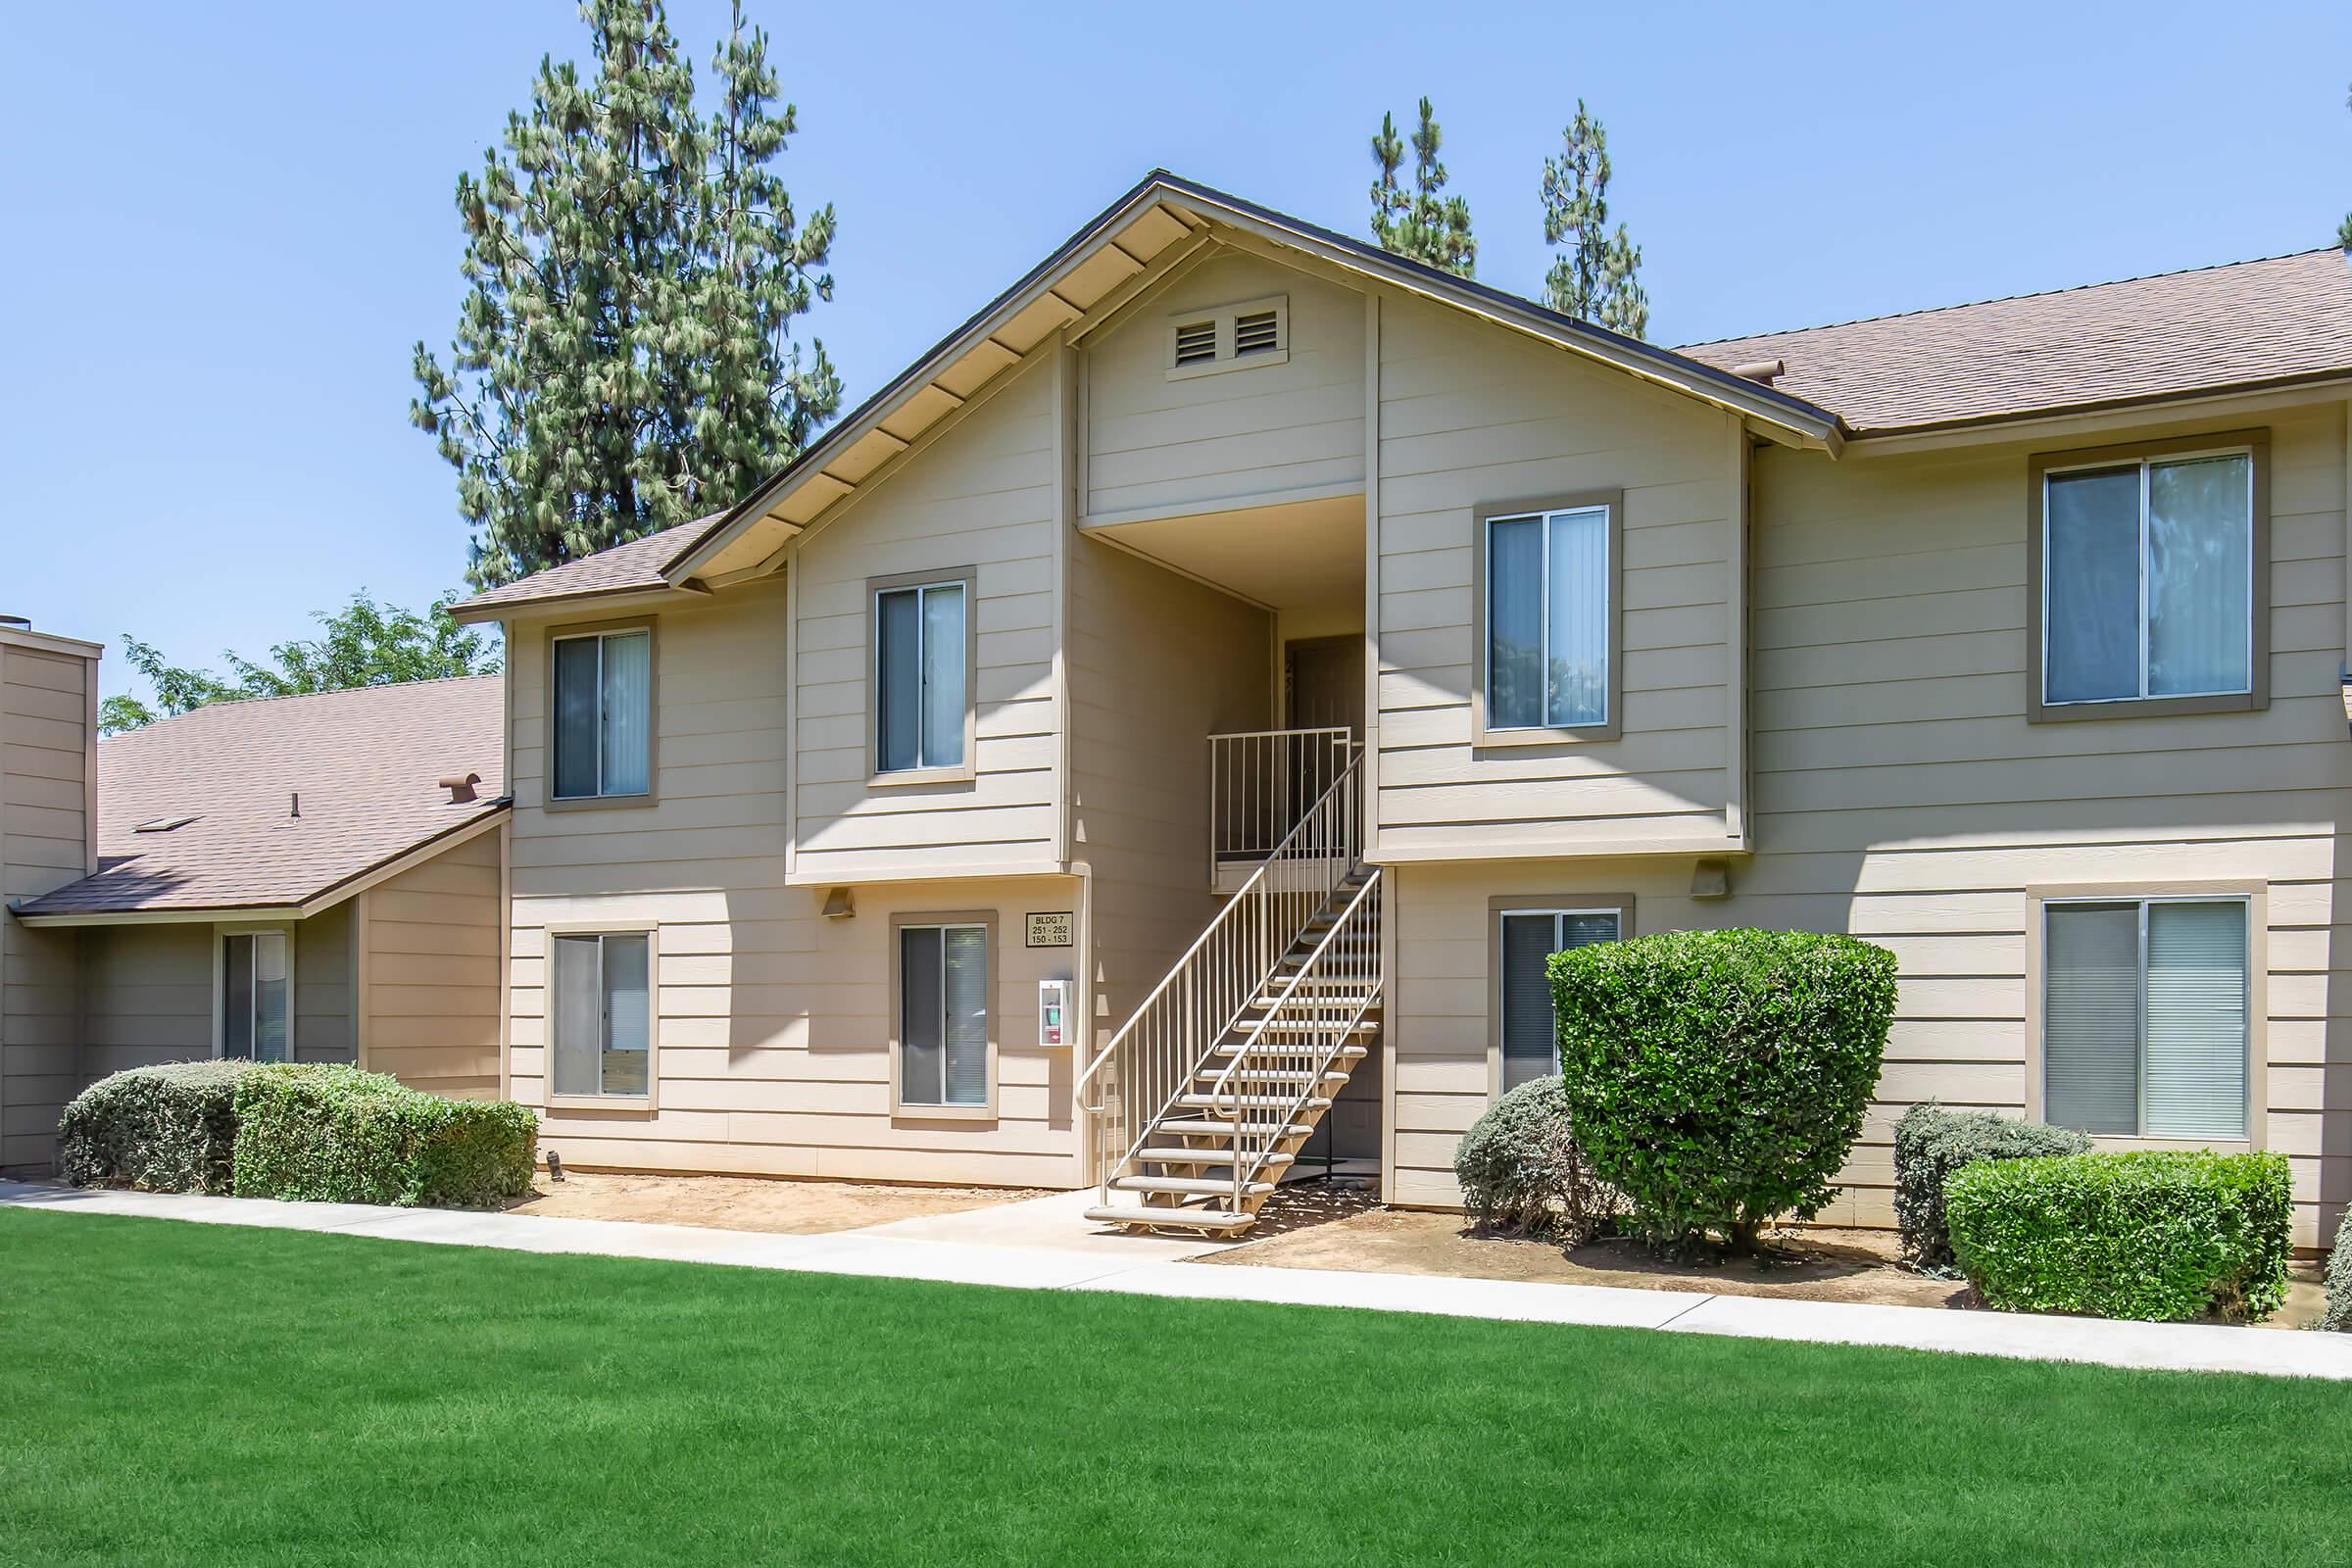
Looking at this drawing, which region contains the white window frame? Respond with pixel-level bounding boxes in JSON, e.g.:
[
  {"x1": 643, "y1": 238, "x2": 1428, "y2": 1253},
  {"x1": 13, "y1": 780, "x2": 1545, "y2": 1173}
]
[
  {"x1": 549, "y1": 624, "x2": 655, "y2": 803},
  {"x1": 1492, "y1": 903, "x2": 1624, "y2": 1094},
  {"x1": 869, "y1": 570, "x2": 975, "y2": 782},
  {"x1": 214, "y1": 925, "x2": 295, "y2": 1063},
  {"x1": 2038, "y1": 893, "x2": 2253, "y2": 1141},
  {"x1": 891, "y1": 915, "x2": 995, "y2": 1117},
  {"x1": 2037, "y1": 443, "x2": 2256, "y2": 709},
  {"x1": 545, "y1": 926, "x2": 658, "y2": 1109},
  {"x1": 1164, "y1": 294, "x2": 1289, "y2": 380}
]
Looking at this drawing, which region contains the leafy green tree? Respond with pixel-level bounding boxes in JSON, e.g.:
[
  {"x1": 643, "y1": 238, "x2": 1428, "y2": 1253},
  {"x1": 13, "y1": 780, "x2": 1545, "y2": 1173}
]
[
  {"x1": 98, "y1": 594, "x2": 502, "y2": 735},
  {"x1": 412, "y1": 0, "x2": 840, "y2": 589},
  {"x1": 1369, "y1": 97, "x2": 1477, "y2": 276},
  {"x1": 1541, "y1": 102, "x2": 1648, "y2": 338}
]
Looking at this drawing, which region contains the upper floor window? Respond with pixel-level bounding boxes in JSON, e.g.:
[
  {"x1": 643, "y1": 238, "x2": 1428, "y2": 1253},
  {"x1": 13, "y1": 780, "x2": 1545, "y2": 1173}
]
[
  {"x1": 2032, "y1": 432, "x2": 2269, "y2": 719},
  {"x1": 1165, "y1": 295, "x2": 1289, "y2": 379},
  {"x1": 1479, "y1": 493, "x2": 1621, "y2": 740},
  {"x1": 873, "y1": 570, "x2": 972, "y2": 778},
  {"x1": 2043, "y1": 897, "x2": 2249, "y2": 1140},
  {"x1": 552, "y1": 626, "x2": 653, "y2": 800}
]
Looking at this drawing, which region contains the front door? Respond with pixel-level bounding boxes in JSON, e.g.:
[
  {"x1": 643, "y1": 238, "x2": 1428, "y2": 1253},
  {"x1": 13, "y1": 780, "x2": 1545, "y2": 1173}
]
[{"x1": 1285, "y1": 635, "x2": 1363, "y2": 736}]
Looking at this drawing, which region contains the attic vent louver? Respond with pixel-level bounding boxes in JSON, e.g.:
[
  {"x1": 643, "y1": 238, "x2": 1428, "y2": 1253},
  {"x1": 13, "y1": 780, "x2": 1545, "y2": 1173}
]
[
  {"x1": 1165, "y1": 295, "x2": 1289, "y2": 380},
  {"x1": 133, "y1": 814, "x2": 196, "y2": 834},
  {"x1": 1172, "y1": 318, "x2": 1218, "y2": 366}
]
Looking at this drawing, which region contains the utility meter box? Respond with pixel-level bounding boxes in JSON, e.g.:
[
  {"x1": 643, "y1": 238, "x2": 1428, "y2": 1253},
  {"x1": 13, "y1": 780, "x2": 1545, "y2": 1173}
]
[{"x1": 1037, "y1": 979, "x2": 1073, "y2": 1049}]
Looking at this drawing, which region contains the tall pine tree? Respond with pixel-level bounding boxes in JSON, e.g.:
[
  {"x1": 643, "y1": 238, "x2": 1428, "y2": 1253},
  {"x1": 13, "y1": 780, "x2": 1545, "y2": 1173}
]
[
  {"x1": 412, "y1": 0, "x2": 840, "y2": 589},
  {"x1": 1540, "y1": 102, "x2": 1648, "y2": 339},
  {"x1": 1370, "y1": 97, "x2": 1477, "y2": 276}
]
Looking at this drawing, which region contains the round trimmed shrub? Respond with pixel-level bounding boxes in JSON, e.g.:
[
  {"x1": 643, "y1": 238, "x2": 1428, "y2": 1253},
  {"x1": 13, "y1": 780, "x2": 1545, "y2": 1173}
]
[
  {"x1": 1452, "y1": 1075, "x2": 1611, "y2": 1244},
  {"x1": 1550, "y1": 928, "x2": 1896, "y2": 1252},
  {"x1": 1946, "y1": 1150, "x2": 2291, "y2": 1322}
]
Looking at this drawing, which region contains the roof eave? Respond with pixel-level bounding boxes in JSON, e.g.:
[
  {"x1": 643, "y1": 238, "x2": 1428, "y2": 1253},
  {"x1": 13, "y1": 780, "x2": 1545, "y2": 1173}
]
[
  {"x1": 1155, "y1": 178, "x2": 1845, "y2": 449},
  {"x1": 1842, "y1": 368, "x2": 2352, "y2": 453},
  {"x1": 663, "y1": 172, "x2": 1849, "y2": 583},
  {"x1": 445, "y1": 579, "x2": 714, "y2": 626},
  {"x1": 662, "y1": 171, "x2": 1189, "y2": 585}
]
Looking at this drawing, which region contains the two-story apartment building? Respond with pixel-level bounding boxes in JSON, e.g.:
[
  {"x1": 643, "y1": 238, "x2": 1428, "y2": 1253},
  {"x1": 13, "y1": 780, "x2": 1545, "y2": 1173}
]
[{"x1": 230, "y1": 172, "x2": 2352, "y2": 1247}]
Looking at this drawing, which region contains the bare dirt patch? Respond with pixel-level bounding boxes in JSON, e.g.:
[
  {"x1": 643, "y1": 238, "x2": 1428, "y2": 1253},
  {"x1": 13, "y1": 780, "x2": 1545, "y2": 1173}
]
[
  {"x1": 508, "y1": 1171, "x2": 1049, "y2": 1236},
  {"x1": 1200, "y1": 1205, "x2": 2333, "y2": 1326}
]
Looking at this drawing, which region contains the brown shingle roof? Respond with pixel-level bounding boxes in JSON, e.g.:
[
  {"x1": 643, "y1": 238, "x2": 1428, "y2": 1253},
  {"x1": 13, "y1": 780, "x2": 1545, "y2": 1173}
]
[
  {"x1": 17, "y1": 676, "x2": 506, "y2": 917},
  {"x1": 451, "y1": 514, "x2": 726, "y2": 616},
  {"x1": 1680, "y1": 248, "x2": 2352, "y2": 435}
]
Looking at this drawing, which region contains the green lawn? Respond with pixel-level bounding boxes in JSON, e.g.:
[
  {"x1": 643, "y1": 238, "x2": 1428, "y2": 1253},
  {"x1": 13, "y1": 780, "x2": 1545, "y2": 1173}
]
[{"x1": 1, "y1": 1210, "x2": 2345, "y2": 1566}]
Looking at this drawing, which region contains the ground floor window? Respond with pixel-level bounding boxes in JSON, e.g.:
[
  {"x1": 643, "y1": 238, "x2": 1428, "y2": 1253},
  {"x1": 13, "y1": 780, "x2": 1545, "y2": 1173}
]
[
  {"x1": 220, "y1": 931, "x2": 290, "y2": 1062},
  {"x1": 552, "y1": 932, "x2": 653, "y2": 1099},
  {"x1": 1498, "y1": 907, "x2": 1621, "y2": 1092},
  {"x1": 899, "y1": 922, "x2": 989, "y2": 1108},
  {"x1": 2043, "y1": 898, "x2": 2249, "y2": 1139}
]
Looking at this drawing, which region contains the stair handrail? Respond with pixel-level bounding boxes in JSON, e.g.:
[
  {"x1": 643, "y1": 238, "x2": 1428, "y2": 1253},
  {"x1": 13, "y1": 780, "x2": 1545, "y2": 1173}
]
[
  {"x1": 1076, "y1": 748, "x2": 1363, "y2": 1187},
  {"x1": 1205, "y1": 867, "x2": 1384, "y2": 1210}
]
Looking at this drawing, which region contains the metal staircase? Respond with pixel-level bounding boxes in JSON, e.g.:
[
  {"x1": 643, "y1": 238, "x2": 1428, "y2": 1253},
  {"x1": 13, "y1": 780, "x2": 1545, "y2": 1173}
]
[{"x1": 1076, "y1": 750, "x2": 1382, "y2": 1236}]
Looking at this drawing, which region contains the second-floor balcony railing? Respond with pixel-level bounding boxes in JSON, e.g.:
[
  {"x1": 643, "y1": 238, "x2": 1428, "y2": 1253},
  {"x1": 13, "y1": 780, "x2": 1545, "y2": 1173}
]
[{"x1": 1207, "y1": 727, "x2": 1355, "y2": 874}]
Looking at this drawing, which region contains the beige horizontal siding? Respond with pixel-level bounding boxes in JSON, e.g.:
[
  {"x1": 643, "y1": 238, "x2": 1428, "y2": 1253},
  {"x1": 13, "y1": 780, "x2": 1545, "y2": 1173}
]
[
  {"x1": 1084, "y1": 252, "x2": 1363, "y2": 520},
  {"x1": 1370, "y1": 293, "x2": 1738, "y2": 858},
  {"x1": 76, "y1": 923, "x2": 213, "y2": 1081},
  {"x1": 363, "y1": 824, "x2": 503, "y2": 1099},
  {"x1": 1068, "y1": 524, "x2": 1272, "y2": 1061},
  {"x1": 509, "y1": 874, "x2": 1083, "y2": 1187},
  {"x1": 291, "y1": 900, "x2": 353, "y2": 1065},
  {"x1": 2, "y1": 642, "x2": 92, "y2": 1168},
  {"x1": 75, "y1": 909, "x2": 354, "y2": 1086},
  {"x1": 791, "y1": 359, "x2": 1061, "y2": 882},
  {"x1": 1390, "y1": 402, "x2": 2351, "y2": 1248}
]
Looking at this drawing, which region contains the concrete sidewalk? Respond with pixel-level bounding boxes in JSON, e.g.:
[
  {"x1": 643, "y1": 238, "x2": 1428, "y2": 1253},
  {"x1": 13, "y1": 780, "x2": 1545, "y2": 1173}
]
[{"x1": 6, "y1": 1180, "x2": 2346, "y2": 1382}]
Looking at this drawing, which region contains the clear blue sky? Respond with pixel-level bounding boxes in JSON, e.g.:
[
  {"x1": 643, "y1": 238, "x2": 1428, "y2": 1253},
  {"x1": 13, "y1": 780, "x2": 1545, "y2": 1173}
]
[{"x1": 9, "y1": 0, "x2": 2350, "y2": 706}]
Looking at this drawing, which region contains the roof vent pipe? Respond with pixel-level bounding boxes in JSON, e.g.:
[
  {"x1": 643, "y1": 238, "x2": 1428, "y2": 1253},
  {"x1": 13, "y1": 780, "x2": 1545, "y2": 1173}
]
[
  {"x1": 439, "y1": 771, "x2": 482, "y2": 805},
  {"x1": 1732, "y1": 359, "x2": 1786, "y2": 386}
]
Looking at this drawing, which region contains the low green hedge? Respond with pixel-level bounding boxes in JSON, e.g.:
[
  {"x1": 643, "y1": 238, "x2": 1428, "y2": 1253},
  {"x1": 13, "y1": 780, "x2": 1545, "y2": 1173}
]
[
  {"x1": 1452, "y1": 1075, "x2": 1612, "y2": 1244},
  {"x1": 231, "y1": 1064, "x2": 537, "y2": 1208},
  {"x1": 1891, "y1": 1103, "x2": 2089, "y2": 1273},
  {"x1": 1946, "y1": 1150, "x2": 2291, "y2": 1322},
  {"x1": 57, "y1": 1060, "x2": 268, "y2": 1194}
]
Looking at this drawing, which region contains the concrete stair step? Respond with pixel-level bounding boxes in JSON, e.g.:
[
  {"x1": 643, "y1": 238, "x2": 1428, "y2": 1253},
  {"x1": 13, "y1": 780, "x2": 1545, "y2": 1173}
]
[
  {"x1": 1198, "y1": 1068, "x2": 1350, "y2": 1086},
  {"x1": 1176, "y1": 1093, "x2": 1333, "y2": 1110},
  {"x1": 1134, "y1": 1148, "x2": 1293, "y2": 1167},
  {"x1": 1109, "y1": 1175, "x2": 1277, "y2": 1197},
  {"x1": 1154, "y1": 1118, "x2": 1315, "y2": 1139},
  {"x1": 1209, "y1": 1041, "x2": 1366, "y2": 1059},
  {"x1": 1084, "y1": 1204, "x2": 1254, "y2": 1233},
  {"x1": 1219, "y1": 1020, "x2": 1379, "y2": 1039}
]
